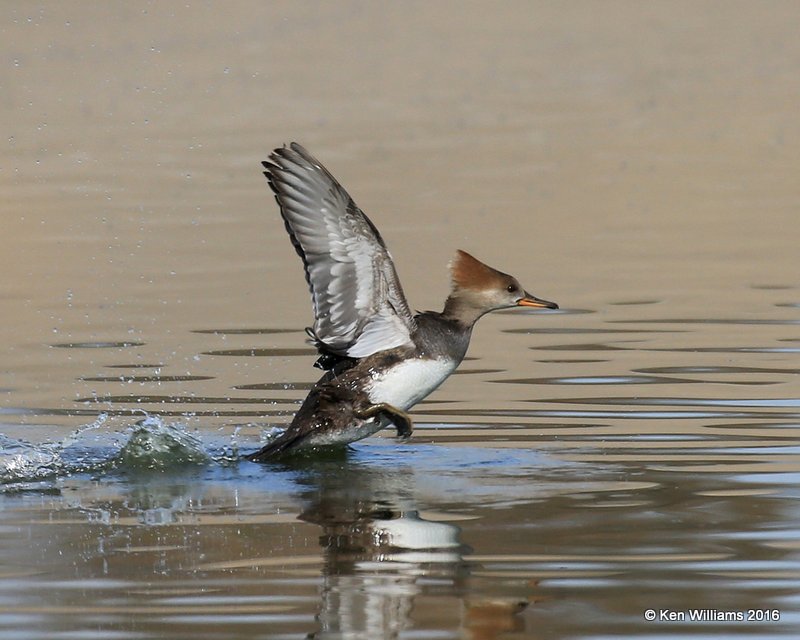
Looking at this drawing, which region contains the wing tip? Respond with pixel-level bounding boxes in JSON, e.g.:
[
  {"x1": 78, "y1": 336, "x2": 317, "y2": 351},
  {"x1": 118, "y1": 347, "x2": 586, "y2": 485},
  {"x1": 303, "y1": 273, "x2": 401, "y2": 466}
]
[
  {"x1": 266, "y1": 141, "x2": 311, "y2": 165},
  {"x1": 261, "y1": 142, "x2": 314, "y2": 189}
]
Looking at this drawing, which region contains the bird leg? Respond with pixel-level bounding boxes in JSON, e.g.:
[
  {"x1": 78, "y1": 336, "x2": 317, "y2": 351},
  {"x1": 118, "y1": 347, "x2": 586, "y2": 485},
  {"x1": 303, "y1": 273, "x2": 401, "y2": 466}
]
[{"x1": 354, "y1": 403, "x2": 414, "y2": 438}]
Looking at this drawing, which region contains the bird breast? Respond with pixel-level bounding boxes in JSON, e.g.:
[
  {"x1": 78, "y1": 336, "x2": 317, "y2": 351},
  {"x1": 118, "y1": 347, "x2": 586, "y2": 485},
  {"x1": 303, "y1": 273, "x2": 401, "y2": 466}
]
[{"x1": 365, "y1": 357, "x2": 458, "y2": 410}]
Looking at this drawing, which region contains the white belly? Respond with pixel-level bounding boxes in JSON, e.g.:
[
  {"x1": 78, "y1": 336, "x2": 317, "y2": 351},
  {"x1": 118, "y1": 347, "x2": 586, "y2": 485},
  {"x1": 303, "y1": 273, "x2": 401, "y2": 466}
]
[{"x1": 366, "y1": 358, "x2": 457, "y2": 410}]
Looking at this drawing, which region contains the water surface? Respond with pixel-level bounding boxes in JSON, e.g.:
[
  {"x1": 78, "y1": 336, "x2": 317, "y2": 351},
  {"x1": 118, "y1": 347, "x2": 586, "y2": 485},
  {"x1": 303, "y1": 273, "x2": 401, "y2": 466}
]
[{"x1": 2, "y1": 3, "x2": 799, "y2": 638}]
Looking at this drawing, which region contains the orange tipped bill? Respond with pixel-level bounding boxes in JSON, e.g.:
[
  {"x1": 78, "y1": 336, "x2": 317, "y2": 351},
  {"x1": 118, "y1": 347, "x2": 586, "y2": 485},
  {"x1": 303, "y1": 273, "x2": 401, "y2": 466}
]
[{"x1": 517, "y1": 292, "x2": 559, "y2": 309}]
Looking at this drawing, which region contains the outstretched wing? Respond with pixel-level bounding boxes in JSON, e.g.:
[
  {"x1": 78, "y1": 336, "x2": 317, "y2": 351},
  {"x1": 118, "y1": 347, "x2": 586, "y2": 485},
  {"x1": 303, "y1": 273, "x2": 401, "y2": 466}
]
[{"x1": 263, "y1": 143, "x2": 416, "y2": 358}]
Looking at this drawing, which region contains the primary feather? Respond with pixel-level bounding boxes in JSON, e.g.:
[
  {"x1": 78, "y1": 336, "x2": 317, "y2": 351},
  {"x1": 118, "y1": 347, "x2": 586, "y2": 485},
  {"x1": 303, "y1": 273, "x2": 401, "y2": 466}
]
[{"x1": 263, "y1": 143, "x2": 416, "y2": 359}]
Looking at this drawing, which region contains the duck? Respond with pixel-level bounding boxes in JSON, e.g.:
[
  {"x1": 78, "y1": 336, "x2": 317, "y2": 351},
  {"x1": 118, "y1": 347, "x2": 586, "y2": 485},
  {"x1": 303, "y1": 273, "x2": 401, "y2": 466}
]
[{"x1": 246, "y1": 143, "x2": 557, "y2": 460}]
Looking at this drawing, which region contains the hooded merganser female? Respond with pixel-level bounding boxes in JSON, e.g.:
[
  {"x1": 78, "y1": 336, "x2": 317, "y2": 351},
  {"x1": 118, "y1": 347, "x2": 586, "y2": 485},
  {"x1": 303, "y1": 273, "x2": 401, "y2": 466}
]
[{"x1": 247, "y1": 143, "x2": 558, "y2": 461}]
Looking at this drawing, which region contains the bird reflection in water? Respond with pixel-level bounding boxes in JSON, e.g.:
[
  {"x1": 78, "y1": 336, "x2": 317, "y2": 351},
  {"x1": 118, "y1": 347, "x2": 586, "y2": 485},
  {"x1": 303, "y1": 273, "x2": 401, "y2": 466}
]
[{"x1": 291, "y1": 458, "x2": 535, "y2": 639}]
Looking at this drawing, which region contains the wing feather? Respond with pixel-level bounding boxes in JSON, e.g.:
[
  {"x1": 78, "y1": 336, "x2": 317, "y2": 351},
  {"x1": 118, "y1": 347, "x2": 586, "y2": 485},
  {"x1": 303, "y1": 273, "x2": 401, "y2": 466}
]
[{"x1": 263, "y1": 143, "x2": 416, "y2": 358}]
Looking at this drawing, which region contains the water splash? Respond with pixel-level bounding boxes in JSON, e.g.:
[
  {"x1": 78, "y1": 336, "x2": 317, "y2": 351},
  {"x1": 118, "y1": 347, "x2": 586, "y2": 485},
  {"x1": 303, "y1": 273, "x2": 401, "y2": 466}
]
[
  {"x1": 0, "y1": 413, "x2": 110, "y2": 485},
  {"x1": 0, "y1": 414, "x2": 214, "y2": 488},
  {"x1": 115, "y1": 416, "x2": 209, "y2": 469},
  {"x1": 0, "y1": 435, "x2": 62, "y2": 484}
]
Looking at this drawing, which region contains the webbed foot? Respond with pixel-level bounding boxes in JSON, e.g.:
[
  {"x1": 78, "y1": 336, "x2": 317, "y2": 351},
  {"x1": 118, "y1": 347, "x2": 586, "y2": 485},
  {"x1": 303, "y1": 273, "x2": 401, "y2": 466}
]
[{"x1": 354, "y1": 403, "x2": 414, "y2": 439}]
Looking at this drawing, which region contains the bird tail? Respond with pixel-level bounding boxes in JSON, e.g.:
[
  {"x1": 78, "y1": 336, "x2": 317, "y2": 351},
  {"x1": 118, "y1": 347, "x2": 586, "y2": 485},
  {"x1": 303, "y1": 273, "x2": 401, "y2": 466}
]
[{"x1": 245, "y1": 430, "x2": 311, "y2": 462}]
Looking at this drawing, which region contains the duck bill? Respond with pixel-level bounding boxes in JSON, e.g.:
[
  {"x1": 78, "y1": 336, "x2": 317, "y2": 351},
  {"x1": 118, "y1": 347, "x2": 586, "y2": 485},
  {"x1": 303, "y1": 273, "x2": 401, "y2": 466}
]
[{"x1": 517, "y1": 292, "x2": 559, "y2": 310}]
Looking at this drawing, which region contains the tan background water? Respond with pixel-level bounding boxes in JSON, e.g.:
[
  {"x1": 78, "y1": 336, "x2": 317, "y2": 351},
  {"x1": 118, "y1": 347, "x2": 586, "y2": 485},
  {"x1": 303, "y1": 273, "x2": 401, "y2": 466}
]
[{"x1": 1, "y1": 2, "x2": 799, "y2": 638}]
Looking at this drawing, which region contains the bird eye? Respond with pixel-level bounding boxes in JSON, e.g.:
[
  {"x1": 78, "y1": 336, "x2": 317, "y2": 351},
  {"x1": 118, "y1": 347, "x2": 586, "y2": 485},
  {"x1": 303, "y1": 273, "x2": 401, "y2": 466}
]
[{"x1": 507, "y1": 284, "x2": 516, "y2": 293}]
